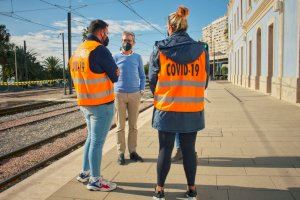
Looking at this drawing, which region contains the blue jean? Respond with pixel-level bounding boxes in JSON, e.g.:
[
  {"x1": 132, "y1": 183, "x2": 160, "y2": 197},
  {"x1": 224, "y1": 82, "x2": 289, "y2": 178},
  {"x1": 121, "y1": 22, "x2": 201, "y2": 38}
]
[
  {"x1": 80, "y1": 103, "x2": 114, "y2": 178},
  {"x1": 175, "y1": 133, "x2": 180, "y2": 149}
]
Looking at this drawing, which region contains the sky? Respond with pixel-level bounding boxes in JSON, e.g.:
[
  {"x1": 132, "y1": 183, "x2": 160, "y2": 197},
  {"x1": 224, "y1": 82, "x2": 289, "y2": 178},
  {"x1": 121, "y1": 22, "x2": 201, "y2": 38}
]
[{"x1": 0, "y1": 0, "x2": 228, "y2": 65}]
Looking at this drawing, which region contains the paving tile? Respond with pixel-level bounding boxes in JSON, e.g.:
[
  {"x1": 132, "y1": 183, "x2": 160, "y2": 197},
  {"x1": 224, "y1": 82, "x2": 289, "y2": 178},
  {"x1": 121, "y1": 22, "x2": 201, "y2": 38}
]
[
  {"x1": 245, "y1": 167, "x2": 298, "y2": 176},
  {"x1": 217, "y1": 175, "x2": 276, "y2": 190},
  {"x1": 228, "y1": 189, "x2": 294, "y2": 200},
  {"x1": 270, "y1": 177, "x2": 300, "y2": 190},
  {"x1": 49, "y1": 180, "x2": 109, "y2": 200},
  {"x1": 3, "y1": 82, "x2": 300, "y2": 200}
]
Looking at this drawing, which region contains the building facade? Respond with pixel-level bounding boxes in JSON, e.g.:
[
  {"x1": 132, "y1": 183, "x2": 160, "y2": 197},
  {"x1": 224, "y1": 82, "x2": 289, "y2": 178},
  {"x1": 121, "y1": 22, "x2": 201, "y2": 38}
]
[
  {"x1": 202, "y1": 16, "x2": 229, "y2": 61},
  {"x1": 227, "y1": 0, "x2": 300, "y2": 103}
]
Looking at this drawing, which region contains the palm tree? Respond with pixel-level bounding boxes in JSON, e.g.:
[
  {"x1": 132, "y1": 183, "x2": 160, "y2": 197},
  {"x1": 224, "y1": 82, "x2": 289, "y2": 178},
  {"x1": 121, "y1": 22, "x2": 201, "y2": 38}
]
[
  {"x1": 43, "y1": 56, "x2": 63, "y2": 79},
  {"x1": 82, "y1": 27, "x2": 89, "y2": 41},
  {"x1": 0, "y1": 25, "x2": 11, "y2": 81}
]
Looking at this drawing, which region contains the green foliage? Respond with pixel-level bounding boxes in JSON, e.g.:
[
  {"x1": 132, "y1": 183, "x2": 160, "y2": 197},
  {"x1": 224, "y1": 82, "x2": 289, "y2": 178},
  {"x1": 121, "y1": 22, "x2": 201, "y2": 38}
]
[
  {"x1": 203, "y1": 42, "x2": 209, "y2": 52},
  {"x1": 221, "y1": 65, "x2": 228, "y2": 75},
  {"x1": 144, "y1": 62, "x2": 149, "y2": 76},
  {"x1": 42, "y1": 56, "x2": 63, "y2": 79},
  {"x1": 82, "y1": 27, "x2": 89, "y2": 41},
  {"x1": 0, "y1": 25, "x2": 11, "y2": 81},
  {"x1": 0, "y1": 24, "x2": 55, "y2": 82}
]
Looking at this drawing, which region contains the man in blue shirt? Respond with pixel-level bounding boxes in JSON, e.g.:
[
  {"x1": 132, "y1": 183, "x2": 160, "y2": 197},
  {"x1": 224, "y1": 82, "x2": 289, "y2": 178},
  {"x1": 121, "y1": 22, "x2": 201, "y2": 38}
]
[{"x1": 113, "y1": 31, "x2": 146, "y2": 165}]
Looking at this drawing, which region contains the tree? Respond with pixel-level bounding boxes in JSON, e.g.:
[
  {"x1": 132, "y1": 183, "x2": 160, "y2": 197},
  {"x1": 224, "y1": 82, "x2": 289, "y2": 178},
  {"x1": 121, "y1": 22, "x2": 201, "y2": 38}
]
[
  {"x1": 0, "y1": 25, "x2": 11, "y2": 81},
  {"x1": 5, "y1": 44, "x2": 46, "y2": 81},
  {"x1": 221, "y1": 65, "x2": 228, "y2": 75},
  {"x1": 24, "y1": 49, "x2": 47, "y2": 80},
  {"x1": 144, "y1": 62, "x2": 149, "y2": 76},
  {"x1": 43, "y1": 56, "x2": 63, "y2": 79},
  {"x1": 82, "y1": 27, "x2": 89, "y2": 41},
  {"x1": 1, "y1": 24, "x2": 63, "y2": 82},
  {"x1": 0, "y1": 64, "x2": 2, "y2": 81}
]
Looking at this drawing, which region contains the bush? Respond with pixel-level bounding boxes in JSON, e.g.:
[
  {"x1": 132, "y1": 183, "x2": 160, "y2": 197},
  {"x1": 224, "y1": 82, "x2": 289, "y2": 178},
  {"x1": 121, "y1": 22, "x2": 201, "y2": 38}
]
[{"x1": 221, "y1": 66, "x2": 228, "y2": 75}]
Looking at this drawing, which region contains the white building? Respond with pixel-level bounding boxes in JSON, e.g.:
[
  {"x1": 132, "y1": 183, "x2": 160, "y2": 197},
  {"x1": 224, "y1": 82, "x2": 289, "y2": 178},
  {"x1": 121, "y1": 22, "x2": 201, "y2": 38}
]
[
  {"x1": 202, "y1": 16, "x2": 229, "y2": 61},
  {"x1": 227, "y1": 0, "x2": 300, "y2": 104}
]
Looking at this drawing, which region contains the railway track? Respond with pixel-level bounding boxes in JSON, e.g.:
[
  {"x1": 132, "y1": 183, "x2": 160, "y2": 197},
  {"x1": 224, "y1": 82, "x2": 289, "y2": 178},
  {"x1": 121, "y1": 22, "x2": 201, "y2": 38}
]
[
  {"x1": 0, "y1": 104, "x2": 79, "y2": 132},
  {"x1": 0, "y1": 101, "x2": 66, "y2": 117},
  {"x1": 0, "y1": 102, "x2": 153, "y2": 192}
]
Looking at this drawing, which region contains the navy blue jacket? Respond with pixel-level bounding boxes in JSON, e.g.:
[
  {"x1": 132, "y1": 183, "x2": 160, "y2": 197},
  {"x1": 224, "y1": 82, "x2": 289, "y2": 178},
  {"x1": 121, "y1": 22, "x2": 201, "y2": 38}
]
[
  {"x1": 149, "y1": 31, "x2": 209, "y2": 133},
  {"x1": 86, "y1": 34, "x2": 119, "y2": 83}
]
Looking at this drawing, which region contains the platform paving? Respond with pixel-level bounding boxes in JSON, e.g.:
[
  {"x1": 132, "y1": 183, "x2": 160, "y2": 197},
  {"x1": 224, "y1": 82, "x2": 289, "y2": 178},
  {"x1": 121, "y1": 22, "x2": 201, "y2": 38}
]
[{"x1": 1, "y1": 81, "x2": 300, "y2": 200}]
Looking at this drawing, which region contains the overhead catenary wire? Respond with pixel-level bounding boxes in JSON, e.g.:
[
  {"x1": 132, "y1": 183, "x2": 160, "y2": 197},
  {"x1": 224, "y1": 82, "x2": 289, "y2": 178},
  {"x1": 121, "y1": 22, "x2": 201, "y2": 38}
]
[
  {"x1": 117, "y1": 0, "x2": 164, "y2": 36},
  {"x1": 39, "y1": 0, "x2": 69, "y2": 12},
  {"x1": 4, "y1": 0, "x2": 154, "y2": 61},
  {"x1": 9, "y1": 7, "x2": 58, "y2": 13},
  {"x1": 37, "y1": 0, "x2": 159, "y2": 46},
  {"x1": 10, "y1": 0, "x2": 14, "y2": 13},
  {"x1": 0, "y1": 0, "x2": 61, "y2": 30},
  {"x1": 128, "y1": 0, "x2": 144, "y2": 5},
  {"x1": 0, "y1": 12, "x2": 60, "y2": 30}
]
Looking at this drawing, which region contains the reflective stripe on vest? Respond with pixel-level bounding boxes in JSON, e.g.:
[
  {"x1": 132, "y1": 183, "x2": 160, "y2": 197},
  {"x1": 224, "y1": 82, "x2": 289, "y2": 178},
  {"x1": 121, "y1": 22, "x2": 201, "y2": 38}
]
[
  {"x1": 77, "y1": 89, "x2": 114, "y2": 99},
  {"x1": 72, "y1": 76, "x2": 108, "y2": 85},
  {"x1": 154, "y1": 51, "x2": 207, "y2": 112},
  {"x1": 69, "y1": 40, "x2": 115, "y2": 106},
  {"x1": 157, "y1": 80, "x2": 206, "y2": 87},
  {"x1": 154, "y1": 95, "x2": 204, "y2": 103}
]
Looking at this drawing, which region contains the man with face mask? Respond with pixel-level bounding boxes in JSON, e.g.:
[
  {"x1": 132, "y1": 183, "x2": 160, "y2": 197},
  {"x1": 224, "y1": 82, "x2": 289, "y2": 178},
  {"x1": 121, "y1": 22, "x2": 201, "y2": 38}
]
[
  {"x1": 70, "y1": 19, "x2": 119, "y2": 191},
  {"x1": 113, "y1": 31, "x2": 146, "y2": 165}
]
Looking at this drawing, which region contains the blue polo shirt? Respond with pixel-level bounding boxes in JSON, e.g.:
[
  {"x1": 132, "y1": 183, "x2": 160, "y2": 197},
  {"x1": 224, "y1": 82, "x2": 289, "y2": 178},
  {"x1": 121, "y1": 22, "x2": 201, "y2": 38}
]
[{"x1": 113, "y1": 52, "x2": 146, "y2": 93}]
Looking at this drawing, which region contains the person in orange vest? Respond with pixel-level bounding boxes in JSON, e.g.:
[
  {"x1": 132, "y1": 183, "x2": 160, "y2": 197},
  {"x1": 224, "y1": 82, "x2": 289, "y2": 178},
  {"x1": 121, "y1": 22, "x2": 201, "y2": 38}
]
[
  {"x1": 149, "y1": 6, "x2": 209, "y2": 200},
  {"x1": 69, "y1": 19, "x2": 119, "y2": 192}
]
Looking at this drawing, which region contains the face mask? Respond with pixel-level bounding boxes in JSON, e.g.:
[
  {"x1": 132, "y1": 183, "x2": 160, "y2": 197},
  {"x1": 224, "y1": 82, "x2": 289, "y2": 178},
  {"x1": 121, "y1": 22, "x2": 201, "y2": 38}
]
[
  {"x1": 103, "y1": 37, "x2": 109, "y2": 46},
  {"x1": 122, "y1": 42, "x2": 132, "y2": 51}
]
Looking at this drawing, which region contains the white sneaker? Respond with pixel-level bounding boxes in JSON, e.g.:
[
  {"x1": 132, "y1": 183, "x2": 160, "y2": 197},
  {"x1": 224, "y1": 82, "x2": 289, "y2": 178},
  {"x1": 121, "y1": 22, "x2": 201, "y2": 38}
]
[
  {"x1": 76, "y1": 171, "x2": 90, "y2": 183},
  {"x1": 87, "y1": 176, "x2": 117, "y2": 191}
]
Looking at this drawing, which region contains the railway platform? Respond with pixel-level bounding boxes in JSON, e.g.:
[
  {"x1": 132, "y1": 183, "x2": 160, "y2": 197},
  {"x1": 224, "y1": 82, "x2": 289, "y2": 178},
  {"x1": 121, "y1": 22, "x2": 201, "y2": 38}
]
[{"x1": 1, "y1": 81, "x2": 300, "y2": 200}]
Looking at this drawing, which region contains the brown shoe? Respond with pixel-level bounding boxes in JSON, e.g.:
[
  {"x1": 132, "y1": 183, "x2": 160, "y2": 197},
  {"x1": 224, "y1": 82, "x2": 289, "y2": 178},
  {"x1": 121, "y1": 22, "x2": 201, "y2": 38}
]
[{"x1": 172, "y1": 148, "x2": 183, "y2": 162}]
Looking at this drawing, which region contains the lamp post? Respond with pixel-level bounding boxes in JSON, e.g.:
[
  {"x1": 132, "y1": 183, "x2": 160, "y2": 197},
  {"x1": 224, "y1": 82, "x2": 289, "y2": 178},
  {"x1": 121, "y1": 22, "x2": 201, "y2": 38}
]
[
  {"x1": 14, "y1": 46, "x2": 18, "y2": 82},
  {"x1": 60, "y1": 33, "x2": 67, "y2": 95}
]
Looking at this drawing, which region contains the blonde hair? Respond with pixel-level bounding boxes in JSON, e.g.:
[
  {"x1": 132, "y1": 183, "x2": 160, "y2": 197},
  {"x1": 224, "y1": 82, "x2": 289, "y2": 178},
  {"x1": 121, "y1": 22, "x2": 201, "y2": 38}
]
[{"x1": 168, "y1": 5, "x2": 189, "y2": 32}]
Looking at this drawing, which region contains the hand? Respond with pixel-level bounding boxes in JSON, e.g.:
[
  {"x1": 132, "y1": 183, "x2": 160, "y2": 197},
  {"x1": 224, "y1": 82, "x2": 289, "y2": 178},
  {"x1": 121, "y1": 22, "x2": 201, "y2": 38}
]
[{"x1": 116, "y1": 68, "x2": 120, "y2": 76}]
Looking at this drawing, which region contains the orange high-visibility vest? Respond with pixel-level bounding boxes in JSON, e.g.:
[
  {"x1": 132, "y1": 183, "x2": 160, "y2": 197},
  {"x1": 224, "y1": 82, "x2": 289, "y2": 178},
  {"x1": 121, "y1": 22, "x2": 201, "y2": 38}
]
[
  {"x1": 154, "y1": 51, "x2": 207, "y2": 112},
  {"x1": 69, "y1": 40, "x2": 114, "y2": 106}
]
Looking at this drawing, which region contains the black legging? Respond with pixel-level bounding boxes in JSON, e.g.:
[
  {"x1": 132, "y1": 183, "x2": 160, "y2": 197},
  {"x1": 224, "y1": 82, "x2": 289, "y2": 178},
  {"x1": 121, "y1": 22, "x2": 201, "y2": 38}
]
[{"x1": 157, "y1": 131, "x2": 197, "y2": 187}]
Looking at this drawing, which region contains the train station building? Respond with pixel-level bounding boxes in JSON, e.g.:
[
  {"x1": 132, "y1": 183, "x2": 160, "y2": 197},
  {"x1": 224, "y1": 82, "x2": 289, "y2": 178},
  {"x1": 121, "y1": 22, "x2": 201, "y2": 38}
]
[{"x1": 227, "y1": 0, "x2": 300, "y2": 104}]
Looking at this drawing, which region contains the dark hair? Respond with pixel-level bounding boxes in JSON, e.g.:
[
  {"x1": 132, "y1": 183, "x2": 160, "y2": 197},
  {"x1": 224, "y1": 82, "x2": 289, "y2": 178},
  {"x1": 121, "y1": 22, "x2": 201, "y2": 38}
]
[{"x1": 88, "y1": 19, "x2": 108, "y2": 34}]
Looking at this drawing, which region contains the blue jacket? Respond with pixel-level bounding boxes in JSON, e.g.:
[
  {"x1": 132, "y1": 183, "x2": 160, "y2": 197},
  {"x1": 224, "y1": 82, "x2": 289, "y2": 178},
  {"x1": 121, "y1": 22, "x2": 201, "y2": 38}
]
[{"x1": 149, "y1": 31, "x2": 209, "y2": 133}]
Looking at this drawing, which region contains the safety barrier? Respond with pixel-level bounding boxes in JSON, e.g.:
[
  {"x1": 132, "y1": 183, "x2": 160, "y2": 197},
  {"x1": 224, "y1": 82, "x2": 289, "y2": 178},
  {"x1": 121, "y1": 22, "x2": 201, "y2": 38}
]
[{"x1": 0, "y1": 79, "x2": 64, "y2": 86}]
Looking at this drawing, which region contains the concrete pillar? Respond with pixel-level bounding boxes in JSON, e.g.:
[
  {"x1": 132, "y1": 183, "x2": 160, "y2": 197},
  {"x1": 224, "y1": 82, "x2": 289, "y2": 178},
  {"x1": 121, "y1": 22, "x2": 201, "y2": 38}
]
[{"x1": 278, "y1": 0, "x2": 284, "y2": 99}]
